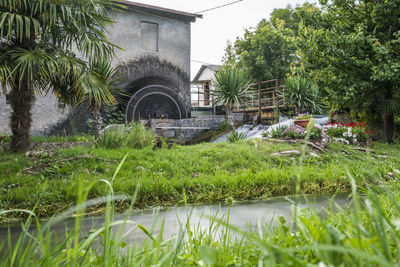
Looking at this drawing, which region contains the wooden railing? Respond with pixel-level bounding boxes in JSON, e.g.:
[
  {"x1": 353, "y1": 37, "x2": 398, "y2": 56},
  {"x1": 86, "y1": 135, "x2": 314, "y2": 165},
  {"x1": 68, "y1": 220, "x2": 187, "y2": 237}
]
[{"x1": 234, "y1": 79, "x2": 282, "y2": 112}]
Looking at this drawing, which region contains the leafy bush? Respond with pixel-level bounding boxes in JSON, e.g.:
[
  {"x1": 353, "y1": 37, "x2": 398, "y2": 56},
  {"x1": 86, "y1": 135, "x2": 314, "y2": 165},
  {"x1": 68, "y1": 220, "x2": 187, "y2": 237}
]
[
  {"x1": 96, "y1": 123, "x2": 155, "y2": 149},
  {"x1": 226, "y1": 131, "x2": 247, "y2": 143},
  {"x1": 305, "y1": 127, "x2": 322, "y2": 140}
]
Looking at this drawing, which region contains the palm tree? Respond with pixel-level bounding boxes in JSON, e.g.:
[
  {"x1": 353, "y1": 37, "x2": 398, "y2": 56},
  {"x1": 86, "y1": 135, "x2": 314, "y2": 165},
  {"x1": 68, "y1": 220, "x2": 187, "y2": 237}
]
[
  {"x1": 82, "y1": 60, "x2": 121, "y2": 139},
  {"x1": 0, "y1": 0, "x2": 120, "y2": 152},
  {"x1": 211, "y1": 68, "x2": 251, "y2": 131}
]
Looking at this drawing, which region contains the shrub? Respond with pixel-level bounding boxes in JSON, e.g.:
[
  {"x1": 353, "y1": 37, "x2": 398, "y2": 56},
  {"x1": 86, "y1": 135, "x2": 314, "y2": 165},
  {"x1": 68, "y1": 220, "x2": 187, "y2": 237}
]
[
  {"x1": 226, "y1": 131, "x2": 247, "y2": 143},
  {"x1": 305, "y1": 127, "x2": 322, "y2": 140},
  {"x1": 96, "y1": 123, "x2": 155, "y2": 149}
]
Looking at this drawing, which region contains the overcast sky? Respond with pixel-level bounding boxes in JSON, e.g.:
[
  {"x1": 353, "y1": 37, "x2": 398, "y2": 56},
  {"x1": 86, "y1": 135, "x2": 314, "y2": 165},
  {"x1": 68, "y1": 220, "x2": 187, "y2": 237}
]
[{"x1": 127, "y1": 0, "x2": 312, "y2": 79}]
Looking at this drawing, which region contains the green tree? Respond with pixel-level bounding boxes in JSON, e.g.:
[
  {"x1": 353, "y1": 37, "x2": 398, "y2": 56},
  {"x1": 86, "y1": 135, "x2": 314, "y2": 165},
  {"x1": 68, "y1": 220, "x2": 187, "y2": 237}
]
[
  {"x1": 224, "y1": 19, "x2": 296, "y2": 82},
  {"x1": 0, "y1": 0, "x2": 119, "y2": 152},
  {"x1": 270, "y1": 5, "x2": 300, "y2": 34},
  {"x1": 211, "y1": 68, "x2": 251, "y2": 131},
  {"x1": 296, "y1": 0, "x2": 400, "y2": 143}
]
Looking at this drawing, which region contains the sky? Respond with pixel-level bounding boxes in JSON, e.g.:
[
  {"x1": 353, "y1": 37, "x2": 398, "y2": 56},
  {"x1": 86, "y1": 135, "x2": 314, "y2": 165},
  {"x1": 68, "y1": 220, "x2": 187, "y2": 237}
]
[{"x1": 127, "y1": 0, "x2": 311, "y2": 79}]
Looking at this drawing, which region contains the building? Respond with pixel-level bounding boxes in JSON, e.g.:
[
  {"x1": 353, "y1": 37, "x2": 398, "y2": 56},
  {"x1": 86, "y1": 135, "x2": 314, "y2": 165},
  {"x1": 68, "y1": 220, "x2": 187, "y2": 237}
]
[
  {"x1": 191, "y1": 64, "x2": 221, "y2": 116},
  {"x1": 0, "y1": 1, "x2": 201, "y2": 135}
]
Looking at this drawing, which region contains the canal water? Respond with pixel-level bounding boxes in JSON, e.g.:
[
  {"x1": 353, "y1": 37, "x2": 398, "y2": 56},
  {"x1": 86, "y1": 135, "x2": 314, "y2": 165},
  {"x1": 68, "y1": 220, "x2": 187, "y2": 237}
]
[{"x1": 0, "y1": 194, "x2": 350, "y2": 248}]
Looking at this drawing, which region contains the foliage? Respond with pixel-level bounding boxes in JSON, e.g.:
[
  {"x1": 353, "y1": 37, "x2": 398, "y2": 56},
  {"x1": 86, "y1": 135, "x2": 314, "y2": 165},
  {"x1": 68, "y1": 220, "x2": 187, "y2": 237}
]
[
  {"x1": 280, "y1": 75, "x2": 326, "y2": 115},
  {"x1": 296, "y1": 0, "x2": 400, "y2": 143},
  {"x1": 96, "y1": 123, "x2": 155, "y2": 149},
  {"x1": 226, "y1": 131, "x2": 247, "y2": 143},
  {"x1": 86, "y1": 105, "x2": 126, "y2": 134},
  {"x1": 282, "y1": 125, "x2": 306, "y2": 138},
  {"x1": 0, "y1": 0, "x2": 120, "y2": 151},
  {"x1": 294, "y1": 114, "x2": 312, "y2": 120},
  {"x1": 265, "y1": 125, "x2": 288, "y2": 138},
  {"x1": 265, "y1": 125, "x2": 322, "y2": 140},
  {"x1": 324, "y1": 121, "x2": 372, "y2": 145},
  {"x1": 224, "y1": 19, "x2": 296, "y2": 81},
  {"x1": 126, "y1": 123, "x2": 155, "y2": 149},
  {"x1": 211, "y1": 67, "x2": 252, "y2": 131},
  {"x1": 306, "y1": 126, "x2": 322, "y2": 140},
  {"x1": 211, "y1": 67, "x2": 252, "y2": 109}
]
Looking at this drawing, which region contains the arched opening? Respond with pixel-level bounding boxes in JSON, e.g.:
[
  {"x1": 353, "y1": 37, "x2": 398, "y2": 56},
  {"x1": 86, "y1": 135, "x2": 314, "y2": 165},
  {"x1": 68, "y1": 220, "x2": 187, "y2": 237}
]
[{"x1": 126, "y1": 85, "x2": 188, "y2": 122}]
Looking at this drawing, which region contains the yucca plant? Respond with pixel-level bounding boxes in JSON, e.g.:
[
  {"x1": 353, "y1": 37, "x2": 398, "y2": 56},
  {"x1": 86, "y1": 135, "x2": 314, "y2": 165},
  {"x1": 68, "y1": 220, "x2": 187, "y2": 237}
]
[
  {"x1": 279, "y1": 75, "x2": 326, "y2": 115},
  {"x1": 212, "y1": 68, "x2": 251, "y2": 131},
  {"x1": 226, "y1": 131, "x2": 247, "y2": 143},
  {"x1": 0, "y1": 0, "x2": 121, "y2": 152}
]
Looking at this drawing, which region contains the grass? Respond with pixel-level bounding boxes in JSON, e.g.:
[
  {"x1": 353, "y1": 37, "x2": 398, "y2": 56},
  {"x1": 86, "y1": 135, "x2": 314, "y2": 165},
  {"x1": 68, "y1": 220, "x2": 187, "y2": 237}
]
[
  {"x1": 1, "y1": 169, "x2": 400, "y2": 266},
  {"x1": 1, "y1": 138, "x2": 399, "y2": 221}
]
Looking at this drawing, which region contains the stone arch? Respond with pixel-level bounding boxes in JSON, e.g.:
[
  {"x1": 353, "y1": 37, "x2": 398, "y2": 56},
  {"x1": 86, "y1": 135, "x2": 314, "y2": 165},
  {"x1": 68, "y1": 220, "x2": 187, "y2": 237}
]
[
  {"x1": 117, "y1": 57, "x2": 191, "y2": 122},
  {"x1": 125, "y1": 85, "x2": 188, "y2": 121}
]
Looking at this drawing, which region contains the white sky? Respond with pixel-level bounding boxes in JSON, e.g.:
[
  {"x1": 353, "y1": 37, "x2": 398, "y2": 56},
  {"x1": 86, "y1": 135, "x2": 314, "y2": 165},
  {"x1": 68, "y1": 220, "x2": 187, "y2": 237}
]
[{"x1": 127, "y1": 0, "x2": 312, "y2": 79}]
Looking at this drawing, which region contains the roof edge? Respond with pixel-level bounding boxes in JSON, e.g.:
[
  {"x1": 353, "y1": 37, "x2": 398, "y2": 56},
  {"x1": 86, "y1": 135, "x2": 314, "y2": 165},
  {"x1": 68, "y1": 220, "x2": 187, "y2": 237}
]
[{"x1": 115, "y1": 1, "x2": 202, "y2": 22}]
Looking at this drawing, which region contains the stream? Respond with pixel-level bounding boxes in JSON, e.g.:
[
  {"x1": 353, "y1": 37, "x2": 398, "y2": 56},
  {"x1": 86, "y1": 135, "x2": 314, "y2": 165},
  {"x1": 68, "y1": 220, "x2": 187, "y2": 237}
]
[{"x1": 0, "y1": 194, "x2": 350, "y2": 248}]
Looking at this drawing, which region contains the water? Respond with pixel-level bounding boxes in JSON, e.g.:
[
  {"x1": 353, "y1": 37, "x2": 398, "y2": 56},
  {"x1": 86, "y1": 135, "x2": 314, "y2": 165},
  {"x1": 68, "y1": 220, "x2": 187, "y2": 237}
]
[
  {"x1": 211, "y1": 116, "x2": 329, "y2": 143},
  {"x1": 0, "y1": 194, "x2": 349, "y2": 247}
]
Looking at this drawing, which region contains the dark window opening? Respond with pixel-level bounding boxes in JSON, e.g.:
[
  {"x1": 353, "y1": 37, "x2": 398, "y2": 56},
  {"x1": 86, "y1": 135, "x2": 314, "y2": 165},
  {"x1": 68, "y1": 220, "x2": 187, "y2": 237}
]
[
  {"x1": 204, "y1": 82, "x2": 210, "y2": 106},
  {"x1": 58, "y1": 99, "x2": 66, "y2": 109},
  {"x1": 141, "y1": 21, "x2": 159, "y2": 52}
]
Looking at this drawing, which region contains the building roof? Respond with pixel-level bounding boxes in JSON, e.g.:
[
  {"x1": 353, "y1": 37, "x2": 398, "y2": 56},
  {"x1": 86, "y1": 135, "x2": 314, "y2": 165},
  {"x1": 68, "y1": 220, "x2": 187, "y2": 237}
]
[
  {"x1": 192, "y1": 65, "x2": 222, "y2": 83},
  {"x1": 116, "y1": 1, "x2": 202, "y2": 22}
]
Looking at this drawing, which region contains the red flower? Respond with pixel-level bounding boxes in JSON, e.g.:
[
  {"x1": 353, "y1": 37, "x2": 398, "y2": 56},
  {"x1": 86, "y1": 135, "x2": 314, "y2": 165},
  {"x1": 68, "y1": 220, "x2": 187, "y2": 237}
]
[{"x1": 333, "y1": 112, "x2": 337, "y2": 115}]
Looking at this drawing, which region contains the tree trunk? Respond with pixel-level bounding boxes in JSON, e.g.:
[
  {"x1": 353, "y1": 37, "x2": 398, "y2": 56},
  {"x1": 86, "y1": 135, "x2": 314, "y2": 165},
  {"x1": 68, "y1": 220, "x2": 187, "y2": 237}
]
[
  {"x1": 226, "y1": 103, "x2": 235, "y2": 132},
  {"x1": 9, "y1": 82, "x2": 35, "y2": 152},
  {"x1": 92, "y1": 105, "x2": 103, "y2": 139},
  {"x1": 383, "y1": 86, "x2": 394, "y2": 144},
  {"x1": 383, "y1": 113, "x2": 394, "y2": 144}
]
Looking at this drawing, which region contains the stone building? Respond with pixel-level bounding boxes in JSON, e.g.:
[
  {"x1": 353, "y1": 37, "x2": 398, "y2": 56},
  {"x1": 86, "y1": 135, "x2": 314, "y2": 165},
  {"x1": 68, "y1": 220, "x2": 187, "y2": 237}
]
[{"x1": 0, "y1": 1, "x2": 201, "y2": 135}]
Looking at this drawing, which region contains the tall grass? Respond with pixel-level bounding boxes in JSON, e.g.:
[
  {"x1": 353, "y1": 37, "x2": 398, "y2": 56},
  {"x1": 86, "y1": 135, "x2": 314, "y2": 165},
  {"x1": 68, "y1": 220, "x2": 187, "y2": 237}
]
[
  {"x1": 96, "y1": 123, "x2": 155, "y2": 149},
  {"x1": 1, "y1": 151, "x2": 400, "y2": 266}
]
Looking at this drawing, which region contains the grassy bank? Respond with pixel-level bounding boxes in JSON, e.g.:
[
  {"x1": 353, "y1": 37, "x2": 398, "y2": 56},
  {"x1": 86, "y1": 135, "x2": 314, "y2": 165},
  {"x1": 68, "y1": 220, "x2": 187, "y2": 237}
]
[
  {"x1": 1, "y1": 179, "x2": 400, "y2": 266},
  {"x1": 1, "y1": 140, "x2": 399, "y2": 220}
]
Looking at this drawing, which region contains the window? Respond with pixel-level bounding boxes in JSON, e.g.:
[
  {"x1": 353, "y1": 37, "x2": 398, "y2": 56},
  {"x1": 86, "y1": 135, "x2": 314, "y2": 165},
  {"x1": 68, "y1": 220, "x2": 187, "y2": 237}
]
[{"x1": 141, "y1": 21, "x2": 158, "y2": 52}]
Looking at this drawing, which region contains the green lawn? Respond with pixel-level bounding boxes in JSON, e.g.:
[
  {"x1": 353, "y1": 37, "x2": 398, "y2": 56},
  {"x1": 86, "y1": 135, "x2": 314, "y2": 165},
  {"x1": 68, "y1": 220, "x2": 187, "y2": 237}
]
[{"x1": 1, "y1": 140, "x2": 399, "y2": 220}]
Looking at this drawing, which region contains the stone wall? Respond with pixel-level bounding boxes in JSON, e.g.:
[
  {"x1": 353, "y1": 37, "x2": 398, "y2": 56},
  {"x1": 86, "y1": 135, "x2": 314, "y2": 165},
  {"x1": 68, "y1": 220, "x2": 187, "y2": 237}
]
[
  {"x1": 0, "y1": 93, "x2": 70, "y2": 135},
  {"x1": 150, "y1": 114, "x2": 244, "y2": 141}
]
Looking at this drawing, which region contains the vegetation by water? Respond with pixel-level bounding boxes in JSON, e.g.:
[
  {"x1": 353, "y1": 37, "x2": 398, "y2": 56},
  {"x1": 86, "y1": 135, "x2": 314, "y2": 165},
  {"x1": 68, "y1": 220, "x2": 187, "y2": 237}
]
[
  {"x1": 1, "y1": 166, "x2": 400, "y2": 266},
  {"x1": 1, "y1": 139, "x2": 399, "y2": 221}
]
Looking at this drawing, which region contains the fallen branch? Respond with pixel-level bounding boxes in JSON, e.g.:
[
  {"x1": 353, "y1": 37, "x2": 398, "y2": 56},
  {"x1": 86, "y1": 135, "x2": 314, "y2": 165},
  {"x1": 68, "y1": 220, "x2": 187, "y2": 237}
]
[
  {"x1": 20, "y1": 155, "x2": 115, "y2": 174},
  {"x1": 302, "y1": 140, "x2": 326, "y2": 152},
  {"x1": 351, "y1": 147, "x2": 375, "y2": 153}
]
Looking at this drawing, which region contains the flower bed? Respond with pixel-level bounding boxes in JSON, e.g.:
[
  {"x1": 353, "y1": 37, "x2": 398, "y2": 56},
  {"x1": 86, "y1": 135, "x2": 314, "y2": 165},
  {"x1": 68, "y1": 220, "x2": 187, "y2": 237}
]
[{"x1": 323, "y1": 121, "x2": 372, "y2": 145}]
